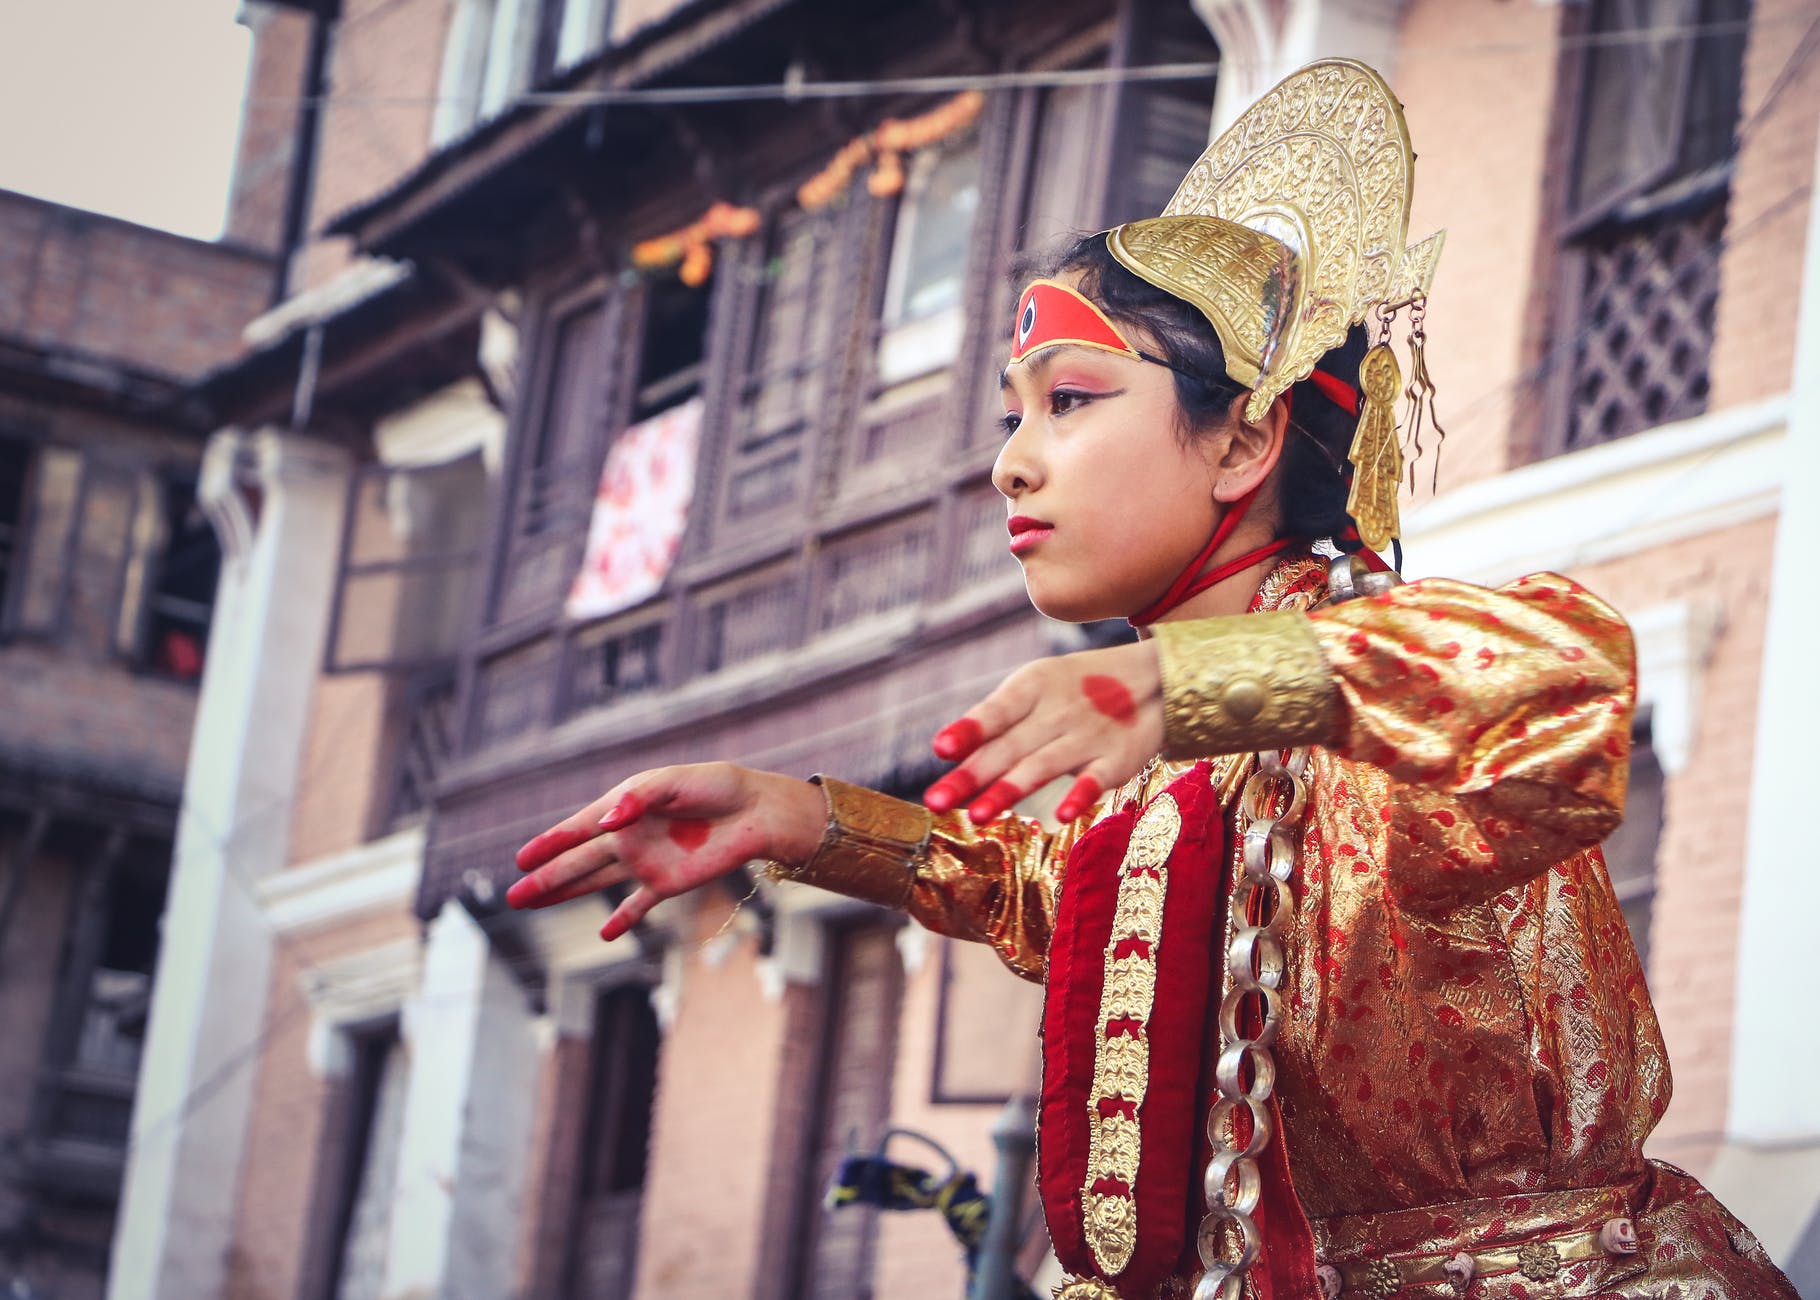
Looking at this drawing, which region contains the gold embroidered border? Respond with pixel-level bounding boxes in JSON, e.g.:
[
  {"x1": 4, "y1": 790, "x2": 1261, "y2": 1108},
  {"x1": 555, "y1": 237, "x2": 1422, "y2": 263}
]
[{"x1": 1080, "y1": 792, "x2": 1182, "y2": 1277}]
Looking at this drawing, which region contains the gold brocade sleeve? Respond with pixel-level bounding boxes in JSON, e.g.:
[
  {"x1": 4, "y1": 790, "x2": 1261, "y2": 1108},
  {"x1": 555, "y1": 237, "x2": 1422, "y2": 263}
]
[
  {"x1": 774, "y1": 777, "x2": 1077, "y2": 983},
  {"x1": 1156, "y1": 573, "x2": 1636, "y2": 909},
  {"x1": 1311, "y1": 573, "x2": 1636, "y2": 907}
]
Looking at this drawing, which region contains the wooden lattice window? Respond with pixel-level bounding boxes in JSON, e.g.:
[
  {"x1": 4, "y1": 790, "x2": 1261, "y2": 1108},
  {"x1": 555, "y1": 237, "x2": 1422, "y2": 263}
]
[
  {"x1": 814, "y1": 517, "x2": 935, "y2": 632},
  {"x1": 721, "y1": 205, "x2": 859, "y2": 527},
  {"x1": 1546, "y1": 0, "x2": 1750, "y2": 454},
  {"x1": 495, "y1": 294, "x2": 617, "y2": 627},
  {"x1": 693, "y1": 565, "x2": 799, "y2": 675}
]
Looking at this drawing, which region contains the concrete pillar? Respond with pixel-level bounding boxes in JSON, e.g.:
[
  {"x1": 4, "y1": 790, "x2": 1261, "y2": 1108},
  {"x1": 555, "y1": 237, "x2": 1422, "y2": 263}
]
[
  {"x1": 108, "y1": 428, "x2": 352, "y2": 1299},
  {"x1": 1191, "y1": 0, "x2": 1408, "y2": 134},
  {"x1": 383, "y1": 900, "x2": 541, "y2": 1300}
]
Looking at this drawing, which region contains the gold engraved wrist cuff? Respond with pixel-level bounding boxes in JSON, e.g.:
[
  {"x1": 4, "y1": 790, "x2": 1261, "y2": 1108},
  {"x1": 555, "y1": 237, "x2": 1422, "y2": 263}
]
[
  {"x1": 1153, "y1": 611, "x2": 1340, "y2": 758},
  {"x1": 762, "y1": 775, "x2": 931, "y2": 910}
]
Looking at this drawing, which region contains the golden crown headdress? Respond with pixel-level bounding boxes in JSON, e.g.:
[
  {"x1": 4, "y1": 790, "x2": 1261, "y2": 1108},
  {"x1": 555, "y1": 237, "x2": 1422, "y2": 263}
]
[{"x1": 1107, "y1": 58, "x2": 1446, "y2": 552}]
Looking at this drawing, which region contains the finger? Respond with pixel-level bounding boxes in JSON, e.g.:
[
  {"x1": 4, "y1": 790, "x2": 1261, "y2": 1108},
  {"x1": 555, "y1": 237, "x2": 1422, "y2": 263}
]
[
  {"x1": 970, "y1": 740, "x2": 1104, "y2": 825},
  {"x1": 516, "y1": 856, "x2": 634, "y2": 909},
  {"x1": 515, "y1": 822, "x2": 604, "y2": 872},
  {"x1": 931, "y1": 668, "x2": 1042, "y2": 761},
  {"x1": 928, "y1": 709, "x2": 1067, "y2": 814},
  {"x1": 601, "y1": 885, "x2": 660, "y2": 941},
  {"x1": 507, "y1": 834, "x2": 622, "y2": 908},
  {"x1": 1053, "y1": 773, "x2": 1106, "y2": 823}
]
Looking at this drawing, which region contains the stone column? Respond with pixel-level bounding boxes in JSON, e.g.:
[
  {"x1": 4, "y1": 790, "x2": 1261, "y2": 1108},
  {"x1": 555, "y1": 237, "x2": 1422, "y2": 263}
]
[
  {"x1": 1191, "y1": 0, "x2": 1408, "y2": 134},
  {"x1": 108, "y1": 428, "x2": 352, "y2": 1299},
  {"x1": 382, "y1": 900, "x2": 541, "y2": 1300}
]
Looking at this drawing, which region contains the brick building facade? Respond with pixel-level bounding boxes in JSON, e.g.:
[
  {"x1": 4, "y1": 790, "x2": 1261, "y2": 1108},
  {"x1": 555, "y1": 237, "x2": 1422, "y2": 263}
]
[
  {"x1": 0, "y1": 190, "x2": 273, "y2": 1298},
  {"x1": 100, "y1": 0, "x2": 1820, "y2": 1296}
]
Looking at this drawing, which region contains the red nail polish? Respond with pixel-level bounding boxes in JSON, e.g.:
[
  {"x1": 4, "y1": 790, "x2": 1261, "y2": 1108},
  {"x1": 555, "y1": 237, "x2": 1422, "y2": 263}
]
[
  {"x1": 506, "y1": 876, "x2": 543, "y2": 909},
  {"x1": 933, "y1": 717, "x2": 985, "y2": 761},
  {"x1": 599, "y1": 793, "x2": 646, "y2": 831}
]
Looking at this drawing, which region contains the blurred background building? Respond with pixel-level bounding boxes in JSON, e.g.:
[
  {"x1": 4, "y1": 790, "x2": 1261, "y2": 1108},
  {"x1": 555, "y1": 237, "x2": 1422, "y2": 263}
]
[{"x1": 1, "y1": 0, "x2": 1816, "y2": 1296}]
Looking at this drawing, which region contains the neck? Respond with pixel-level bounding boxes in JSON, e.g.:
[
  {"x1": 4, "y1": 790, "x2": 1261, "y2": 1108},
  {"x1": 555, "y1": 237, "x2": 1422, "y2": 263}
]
[{"x1": 1136, "y1": 550, "x2": 1280, "y2": 631}]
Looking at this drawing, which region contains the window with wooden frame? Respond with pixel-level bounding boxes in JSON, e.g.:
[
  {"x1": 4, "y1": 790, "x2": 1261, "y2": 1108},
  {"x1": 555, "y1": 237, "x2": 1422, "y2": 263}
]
[
  {"x1": 26, "y1": 826, "x2": 169, "y2": 1200},
  {"x1": 0, "y1": 440, "x2": 83, "y2": 638},
  {"x1": 562, "y1": 982, "x2": 661, "y2": 1300},
  {"x1": 325, "y1": 455, "x2": 487, "y2": 824},
  {"x1": 778, "y1": 918, "x2": 905, "y2": 1300},
  {"x1": 494, "y1": 293, "x2": 618, "y2": 629},
  {"x1": 1601, "y1": 715, "x2": 1665, "y2": 974},
  {"x1": 1543, "y1": 0, "x2": 1750, "y2": 454},
  {"x1": 319, "y1": 1021, "x2": 412, "y2": 1300},
  {"x1": 0, "y1": 435, "x2": 31, "y2": 623},
  {"x1": 115, "y1": 471, "x2": 220, "y2": 682},
  {"x1": 719, "y1": 203, "x2": 862, "y2": 529},
  {"x1": 874, "y1": 137, "x2": 985, "y2": 388}
]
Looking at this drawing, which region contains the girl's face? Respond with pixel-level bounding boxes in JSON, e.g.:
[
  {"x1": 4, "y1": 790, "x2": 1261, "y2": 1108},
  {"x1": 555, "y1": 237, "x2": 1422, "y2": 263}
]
[{"x1": 993, "y1": 318, "x2": 1227, "y2": 623}]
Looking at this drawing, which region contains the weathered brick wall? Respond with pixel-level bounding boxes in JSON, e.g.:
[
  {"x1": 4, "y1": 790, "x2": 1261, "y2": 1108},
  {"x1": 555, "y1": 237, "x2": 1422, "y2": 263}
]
[
  {"x1": 1708, "y1": 0, "x2": 1820, "y2": 410},
  {"x1": 0, "y1": 393, "x2": 211, "y2": 796},
  {"x1": 295, "y1": 0, "x2": 454, "y2": 291},
  {"x1": 632, "y1": 893, "x2": 792, "y2": 1297},
  {"x1": 1567, "y1": 516, "x2": 1779, "y2": 1171},
  {"x1": 0, "y1": 190, "x2": 270, "y2": 380},
  {"x1": 1394, "y1": 0, "x2": 1562, "y2": 495},
  {"x1": 224, "y1": 3, "x2": 316, "y2": 255}
]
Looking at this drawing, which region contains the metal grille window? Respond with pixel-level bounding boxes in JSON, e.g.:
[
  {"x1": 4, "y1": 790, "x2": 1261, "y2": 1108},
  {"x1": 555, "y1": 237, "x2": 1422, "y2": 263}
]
[
  {"x1": 816, "y1": 520, "x2": 934, "y2": 631},
  {"x1": 1547, "y1": 0, "x2": 1750, "y2": 453}
]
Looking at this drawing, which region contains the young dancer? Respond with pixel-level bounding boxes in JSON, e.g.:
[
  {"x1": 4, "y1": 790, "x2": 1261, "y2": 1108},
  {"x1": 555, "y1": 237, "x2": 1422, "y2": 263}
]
[{"x1": 509, "y1": 60, "x2": 1796, "y2": 1300}]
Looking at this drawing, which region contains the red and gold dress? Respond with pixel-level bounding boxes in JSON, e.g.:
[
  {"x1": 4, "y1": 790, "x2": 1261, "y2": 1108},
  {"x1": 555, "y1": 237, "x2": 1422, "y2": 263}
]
[{"x1": 783, "y1": 554, "x2": 1799, "y2": 1300}]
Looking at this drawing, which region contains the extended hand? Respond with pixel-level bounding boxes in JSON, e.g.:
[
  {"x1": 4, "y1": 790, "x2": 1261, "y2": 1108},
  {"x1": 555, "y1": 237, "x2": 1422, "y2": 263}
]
[
  {"x1": 506, "y1": 763, "x2": 824, "y2": 940},
  {"x1": 926, "y1": 640, "x2": 1164, "y2": 824}
]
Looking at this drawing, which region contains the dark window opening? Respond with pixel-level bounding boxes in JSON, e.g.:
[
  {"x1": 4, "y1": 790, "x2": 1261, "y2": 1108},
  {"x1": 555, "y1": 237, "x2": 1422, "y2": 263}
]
[
  {"x1": 323, "y1": 1022, "x2": 410, "y2": 1300},
  {"x1": 633, "y1": 276, "x2": 711, "y2": 421},
  {"x1": 564, "y1": 983, "x2": 661, "y2": 1299},
  {"x1": 0, "y1": 436, "x2": 29, "y2": 616},
  {"x1": 1602, "y1": 716, "x2": 1664, "y2": 973},
  {"x1": 141, "y1": 475, "x2": 220, "y2": 681}
]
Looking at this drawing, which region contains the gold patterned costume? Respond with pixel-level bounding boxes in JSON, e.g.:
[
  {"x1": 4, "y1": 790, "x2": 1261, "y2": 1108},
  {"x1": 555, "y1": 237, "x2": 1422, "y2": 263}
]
[{"x1": 780, "y1": 554, "x2": 1798, "y2": 1298}]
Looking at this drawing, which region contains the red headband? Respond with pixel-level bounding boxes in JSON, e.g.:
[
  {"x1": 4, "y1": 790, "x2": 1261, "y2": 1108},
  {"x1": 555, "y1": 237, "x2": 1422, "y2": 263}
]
[{"x1": 1011, "y1": 279, "x2": 1141, "y2": 363}]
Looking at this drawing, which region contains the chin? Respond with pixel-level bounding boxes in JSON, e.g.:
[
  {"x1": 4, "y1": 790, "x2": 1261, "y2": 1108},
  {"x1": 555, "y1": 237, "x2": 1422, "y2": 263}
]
[{"x1": 1021, "y1": 574, "x2": 1135, "y2": 625}]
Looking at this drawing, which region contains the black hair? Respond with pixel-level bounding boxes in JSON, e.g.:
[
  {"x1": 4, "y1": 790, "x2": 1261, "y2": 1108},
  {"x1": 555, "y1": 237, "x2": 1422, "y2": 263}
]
[{"x1": 1011, "y1": 232, "x2": 1368, "y2": 547}]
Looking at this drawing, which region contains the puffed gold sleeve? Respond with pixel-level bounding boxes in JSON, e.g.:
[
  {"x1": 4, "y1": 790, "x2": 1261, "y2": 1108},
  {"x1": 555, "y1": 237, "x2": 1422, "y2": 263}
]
[
  {"x1": 1308, "y1": 573, "x2": 1636, "y2": 883},
  {"x1": 769, "y1": 776, "x2": 1076, "y2": 983}
]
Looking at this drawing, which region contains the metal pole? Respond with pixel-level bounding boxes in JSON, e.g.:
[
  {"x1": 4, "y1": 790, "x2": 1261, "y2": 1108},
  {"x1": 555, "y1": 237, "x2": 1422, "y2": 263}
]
[{"x1": 970, "y1": 1091, "x2": 1038, "y2": 1300}]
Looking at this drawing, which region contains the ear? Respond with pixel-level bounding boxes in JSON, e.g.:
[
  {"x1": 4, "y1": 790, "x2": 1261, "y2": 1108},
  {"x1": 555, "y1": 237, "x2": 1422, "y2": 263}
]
[{"x1": 1211, "y1": 390, "x2": 1289, "y2": 504}]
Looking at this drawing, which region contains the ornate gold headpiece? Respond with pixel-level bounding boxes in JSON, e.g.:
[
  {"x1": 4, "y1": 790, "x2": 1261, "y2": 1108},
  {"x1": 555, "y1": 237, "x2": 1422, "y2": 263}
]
[{"x1": 1107, "y1": 58, "x2": 1447, "y2": 552}]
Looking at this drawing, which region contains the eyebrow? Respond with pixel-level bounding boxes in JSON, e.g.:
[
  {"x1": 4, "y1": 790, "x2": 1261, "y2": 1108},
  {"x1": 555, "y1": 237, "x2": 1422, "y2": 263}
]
[{"x1": 999, "y1": 344, "x2": 1092, "y2": 392}]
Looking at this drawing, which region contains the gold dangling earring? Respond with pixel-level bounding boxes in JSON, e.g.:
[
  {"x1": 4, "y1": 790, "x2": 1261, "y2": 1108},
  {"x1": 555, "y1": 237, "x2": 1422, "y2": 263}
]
[
  {"x1": 1346, "y1": 312, "x2": 1405, "y2": 555},
  {"x1": 1400, "y1": 294, "x2": 1447, "y2": 494}
]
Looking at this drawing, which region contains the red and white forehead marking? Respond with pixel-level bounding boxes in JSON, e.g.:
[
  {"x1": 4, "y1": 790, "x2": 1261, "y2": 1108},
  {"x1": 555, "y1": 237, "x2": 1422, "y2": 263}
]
[{"x1": 1009, "y1": 279, "x2": 1142, "y2": 364}]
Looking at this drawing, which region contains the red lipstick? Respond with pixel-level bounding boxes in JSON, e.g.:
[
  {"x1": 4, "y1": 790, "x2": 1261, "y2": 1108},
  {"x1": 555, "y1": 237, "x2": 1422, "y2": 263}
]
[{"x1": 1008, "y1": 515, "x2": 1054, "y2": 554}]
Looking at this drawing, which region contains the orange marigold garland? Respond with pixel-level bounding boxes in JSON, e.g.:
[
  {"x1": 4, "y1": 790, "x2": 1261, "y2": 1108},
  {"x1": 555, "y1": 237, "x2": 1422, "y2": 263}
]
[
  {"x1": 630, "y1": 199, "x2": 762, "y2": 285},
  {"x1": 636, "y1": 89, "x2": 984, "y2": 280}
]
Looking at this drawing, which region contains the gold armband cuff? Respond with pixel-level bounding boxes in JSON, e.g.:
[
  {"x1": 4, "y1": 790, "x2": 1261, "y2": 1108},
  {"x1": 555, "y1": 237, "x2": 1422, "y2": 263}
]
[
  {"x1": 1153, "y1": 611, "x2": 1341, "y2": 757},
  {"x1": 761, "y1": 776, "x2": 930, "y2": 910}
]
